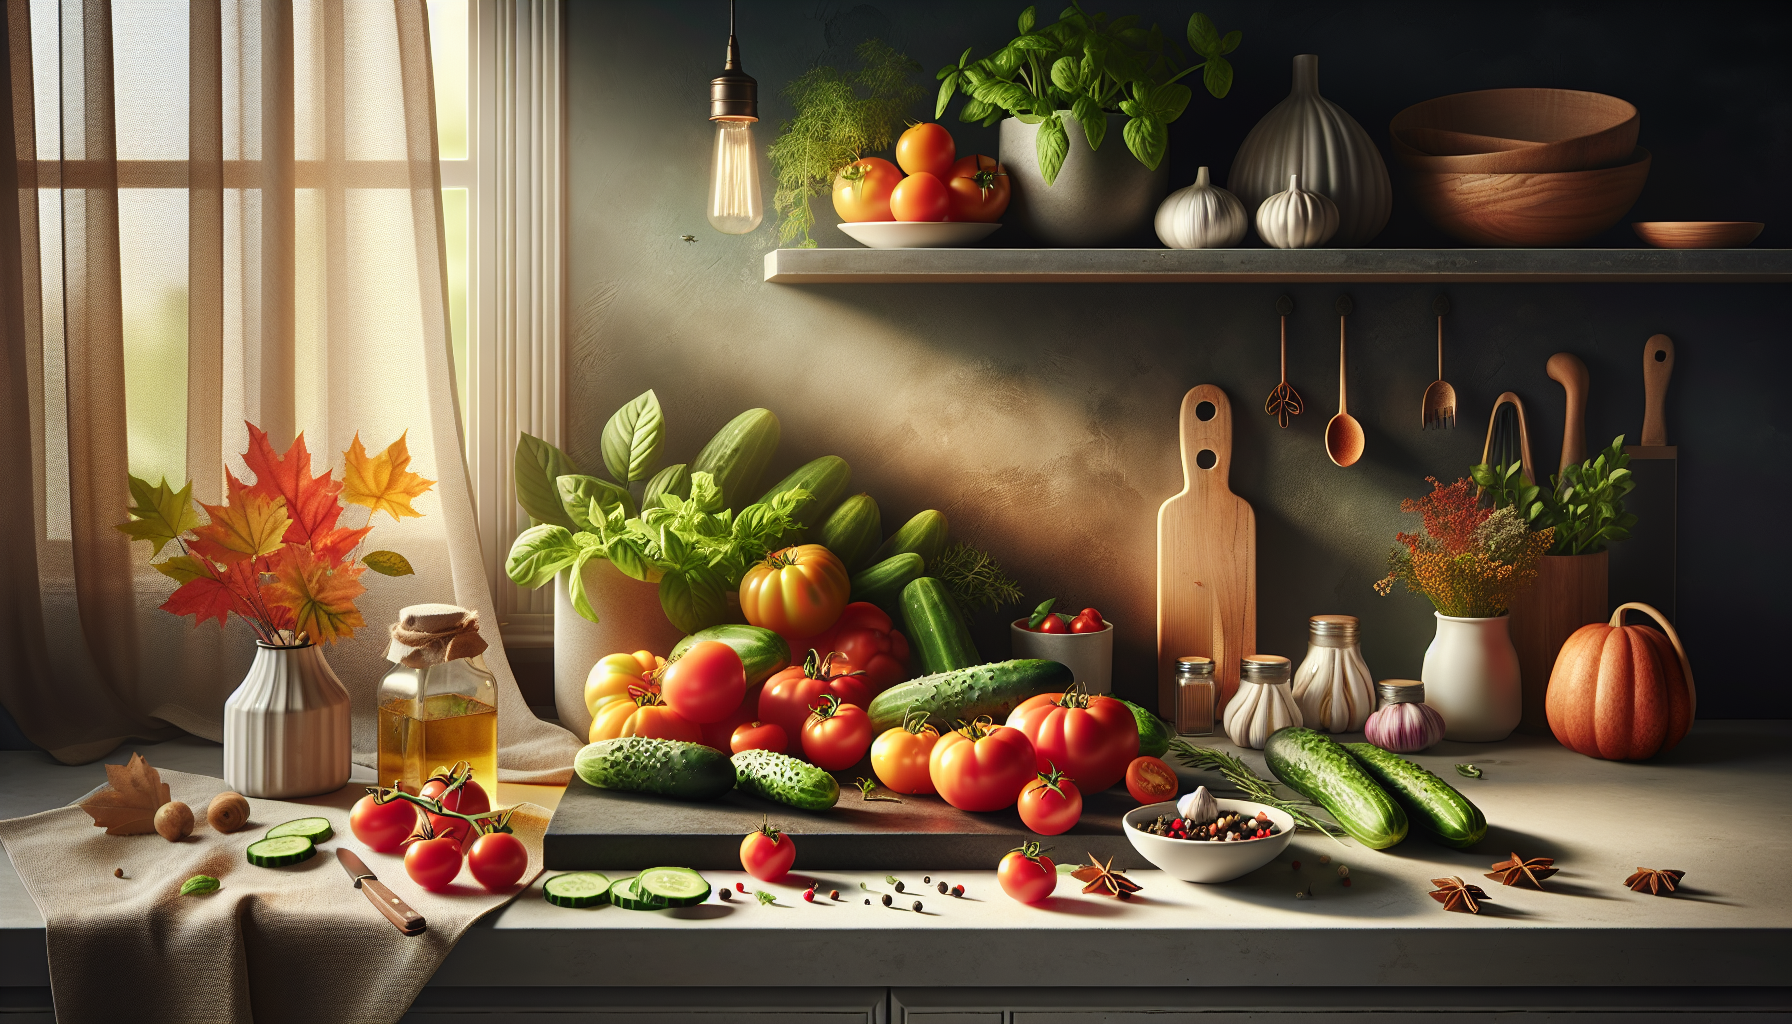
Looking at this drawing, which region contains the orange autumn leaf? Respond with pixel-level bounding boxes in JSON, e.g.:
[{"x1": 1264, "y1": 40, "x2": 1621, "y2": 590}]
[
  {"x1": 190, "y1": 471, "x2": 291, "y2": 565},
  {"x1": 78, "y1": 753, "x2": 171, "y2": 835},
  {"x1": 342, "y1": 431, "x2": 434, "y2": 522},
  {"x1": 243, "y1": 423, "x2": 345, "y2": 547},
  {"x1": 262, "y1": 544, "x2": 366, "y2": 644}
]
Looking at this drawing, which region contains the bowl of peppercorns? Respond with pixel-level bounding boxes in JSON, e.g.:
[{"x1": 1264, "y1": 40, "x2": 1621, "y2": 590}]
[{"x1": 1123, "y1": 798, "x2": 1295, "y2": 883}]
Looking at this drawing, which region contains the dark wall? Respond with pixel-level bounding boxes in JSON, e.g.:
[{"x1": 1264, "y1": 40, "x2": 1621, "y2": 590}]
[{"x1": 565, "y1": 1, "x2": 1792, "y2": 718}]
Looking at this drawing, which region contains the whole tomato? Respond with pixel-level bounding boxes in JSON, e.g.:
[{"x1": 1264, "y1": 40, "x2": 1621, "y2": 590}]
[
  {"x1": 760, "y1": 650, "x2": 868, "y2": 747},
  {"x1": 467, "y1": 830, "x2": 528, "y2": 892},
  {"x1": 584, "y1": 650, "x2": 662, "y2": 719},
  {"x1": 896, "y1": 122, "x2": 956, "y2": 178},
  {"x1": 1006, "y1": 689, "x2": 1140, "y2": 794},
  {"x1": 805, "y1": 602, "x2": 911, "y2": 693},
  {"x1": 403, "y1": 835, "x2": 463, "y2": 892},
  {"x1": 350, "y1": 792, "x2": 419, "y2": 853},
  {"x1": 591, "y1": 691, "x2": 701, "y2": 744},
  {"x1": 740, "y1": 545, "x2": 850, "y2": 642},
  {"x1": 870, "y1": 711, "x2": 940, "y2": 794},
  {"x1": 997, "y1": 842, "x2": 1057, "y2": 904},
  {"x1": 1016, "y1": 766, "x2": 1083, "y2": 836},
  {"x1": 699, "y1": 681, "x2": 765, "y2": 751},
  {"x1": 1125, "y1": 756, "x2": 1179, "y2": 805},
  {"x1": 659, "y1": 640, "x2": 746, "y2": 724},
  {"x1": 1024, "y1": 612, "x2": 1069, "y2": 634},
  {"x1": 831, "y1": 157, "x2": 901, "y2": 222},
  {"x1": 730, "y1": 720, "x2": 788, "y2": 754},
  {"x1": 1069, "y1": 608, "x2": 1105, "y2": 634},
  {"x1": 802, "y1": 695, "x2": 873, "y2": 771},
  {"x1": 740, "y1": 820, "x2": 795, "y2": 882},
  {"x1": 419, "y1": 764, "x2": 491, "y2": 847},
  {"x1": 929, "y1": 720, "x2": 1037, "y2": 812},
  {"x1": 890, "y1": 172, "x2": 950, "y2": 222},
  {"x1": 945, "y1": 155, "x2": 1010, "y2": 222}
]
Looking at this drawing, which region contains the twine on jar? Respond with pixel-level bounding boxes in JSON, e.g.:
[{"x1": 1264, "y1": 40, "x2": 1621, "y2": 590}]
[{"x1": 388, "y1": 610, "x2": 488, "y2": 668}]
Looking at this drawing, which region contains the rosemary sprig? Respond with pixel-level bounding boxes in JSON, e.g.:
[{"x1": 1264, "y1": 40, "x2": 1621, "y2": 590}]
[
  {"x1": 933, "y1": 541, "x2": 1023, "y2": 611},
  {"x1": 1167, "y1": 739, "x2": 1344, "y2": 839}
]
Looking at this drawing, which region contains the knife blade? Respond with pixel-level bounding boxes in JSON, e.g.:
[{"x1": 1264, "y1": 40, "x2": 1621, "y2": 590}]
[{"x1": 337, "y1": 848, "x2": 427, "y2": 935}]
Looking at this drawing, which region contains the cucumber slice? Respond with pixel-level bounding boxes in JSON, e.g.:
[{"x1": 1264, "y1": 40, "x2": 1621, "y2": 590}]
[
  {"x1": 636, "y1": 866, "x2": 709, "y2": 907},
  {"x1": 543, "y1": 872, "x2": 613, "y2": 909},
  {"x1": 245, "y1": 834, "x2": 316, "y2": 867},
  {"x1": 608, "y1": 876, "x2": 657, "y2": 911},
  {"x1": 264, "y1": 817, "x2": 333, "y2": 844}
]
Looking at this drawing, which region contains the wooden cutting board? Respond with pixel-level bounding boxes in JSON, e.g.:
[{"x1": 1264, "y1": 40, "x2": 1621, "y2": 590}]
[{"x1": 1157, "y1": 385, "x2": 1256, "y2": 718}]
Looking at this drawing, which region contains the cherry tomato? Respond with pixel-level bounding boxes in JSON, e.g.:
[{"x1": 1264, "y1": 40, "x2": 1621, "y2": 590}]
[
  {"x1": 802, "y1": 696, "x2": 873, "y2": 771},
  {"x1": 731, "y1": 720, "x2": 788, "y2": 755},
  {"x1": 760, "y1": 650, "x2": 864, "y2": 750},
  {"x1": 1016, "y1": 766, "x2": 1083, "y2": 836},
  {"x1": 660, "y1": 640, "x2": 747, "y2": 724},
  {"x1": 945, "y1": 155, "x2": 1011, "y2": 222},
  {"x1": 929, "y1": 721, "x2": 1036, "y2": 812},
  {"x1": 1069, "y1": 608, "x2": 1105, "y2": 634},
  {"x1": 997, "y1": 843, "x2": 1057, "y2": 904},
  {"x1": 403, "y1": 835, "x2": 463, "y2": 892},
  {"x1": 831, "y1": 157, "x2": 901, "y2": 222},
  {"x1": 467, "y1": 830, "x2": 528, "y2": 892},
  {"x1": 1006, "y1": 690, "x2": 1140, "y2": 794},
  {"x1": 699, "y1": 681, "x2": 765, "y2": 751},
  {"x1": 870, "y1": 715, "x2": 940, "y2": 795},
  {"x1": 1125, "y1": 755, "x2": 1179, "y2": 804},
  {"x1": 420, "y1": 769, "x2": 491, "y2": 847},
  {"x1": 896, "y1": 122, "x2": 956, "y2": 179},
  {"x1": 349, "y1": 793, "x2": 419, "y2": 853},
  {"x1": 1027, "y1": 613, "x2": 1069, "y2": 634},
  {"x1": 889, "y1": 172, "x2": 950, "y2": 222},
  {"x1": 740, "y1": 821, "x2": 795, "y2": 882},
  {"x1": 740, "y1": 545, "x2": 850, "y2": 641}
]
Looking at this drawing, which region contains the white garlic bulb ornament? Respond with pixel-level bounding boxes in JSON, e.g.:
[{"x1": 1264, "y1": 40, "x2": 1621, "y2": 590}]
[
  {"x1": 1256, "y1": 174, "x2": 1339, "y2": 249},
  {"x1": 1154, "y1": 166, "x2": 1248, "y2": 249},
  {"x1": 1223, "y1": 655, "x2": 1304, "y2": 750},
  {"x1": 1177, "y1": 785, "x2": 1220, "y2": 822},
  {"x1": 1291, "y1": 615, "x2": 1376, "y2": 732}
]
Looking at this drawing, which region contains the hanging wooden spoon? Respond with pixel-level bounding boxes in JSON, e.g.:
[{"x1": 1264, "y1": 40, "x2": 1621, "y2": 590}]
[
  {"x1": 1325, "y1": 294, "x2": 1365, "y2": 467},
  {"x1": 1422, "y1": 294, "x2": 1457, "y2": 429},
  {"x1": 1265, "y1": 294, "x2": 1302, "y2": 428}
]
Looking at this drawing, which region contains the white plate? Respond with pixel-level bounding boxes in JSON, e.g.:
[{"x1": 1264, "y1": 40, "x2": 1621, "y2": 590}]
[{"x1": 836, "y1": 221, "x2": 1001, "y2": 249}]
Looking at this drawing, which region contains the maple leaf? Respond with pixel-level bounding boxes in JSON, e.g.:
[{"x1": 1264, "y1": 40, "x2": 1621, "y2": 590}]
[
  {"x1": 242, "y1": 422, "x2": 345, "y2": 546},
  {"x1": 116, "y1": 475, "x2": 201, "y2": 556},
  {"x1": 190, "y1": 471, "x2": 292, "y2": 565},
  {"x1": 342, "y1": 431, "x2": 434, "y2": 522},
  {"x1": 312, "y1": 524, "x2": 373, "y2": 567},
  {"x1": 78, "y1": 753, "x2": 171, "y2": 835},
  {"x1": 262, "y1": 544, "x2": 366, "y2": 644},
  {"x1": 161, "y1": 554, "x2": 261, "y2": 628}
]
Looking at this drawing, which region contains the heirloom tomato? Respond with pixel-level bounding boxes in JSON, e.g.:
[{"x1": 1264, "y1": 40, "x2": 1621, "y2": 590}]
[
  {"x1": 584, "y1": 650, "x2": 662, "y2": 719},
  {"x1": 350, "y1": 792, "x2": 419, "y2": 853},
  {"x1": 740, "y1": 544, "x2": 850, "y2": 641},
  {"x1": 730, "y1": 720, "x2": 788, "y2": 754},
  {"x1": 1016, "y1": 765, "x2": 1083, "y2": 836},
  {"x1": 870, "y1": 710, "x2": 940, "y2": 795},
  {"x1": 929, "y1": 720, "x2": 1036, "y2": 812},
  {"x1": 997, "y1": 842, "x2": 1056, "y2": 904},
  {"x1": 802, "y1": 695, "x2": 873, "y2": 771},
  {"x1": 403, "y1": 835, "x2": 463, "y2": 891},
  {"x1": 740, "y1": 820, "x2": 795, "y2": 882},
  {"x1": 590, "y1": 691, "x2": 700, "y2": 744},
  {"x1": 659, "y1": 640, "x2": 746, "y2": 724},
  {"x1": 896, "y1": 122, "x2": 956, "y2": 178},
  {"x1": 699, "y1": 681, "x2": 765, "y2": 751},
  {"x1": 1006, "y1": 689, "x2": 1139, "y2": 793},
  {"x1": 1125, "y1": 756, "x2": 1179, "y2": 804},
  {"x1": 760, "y1": 650, "x2": 869, "y2": 748},
  {"x1": 467, "y1": 830, "x2": 528, "y2": 892},
  {"x1": 805, "y1": 602, "x2": 910, "y2": 692},
  {"x1": 831, "y1": 157, "x2": 900, "y2": 222},
  {"x1": 945, "y1": 155, "x2": 1010, "y2": 222},
  {"x1": 420, "y1": 764, "x2": 491, "y2": 847},
  {"x1": 889, "y1": 172, "x2": 950, "y2": 222}
]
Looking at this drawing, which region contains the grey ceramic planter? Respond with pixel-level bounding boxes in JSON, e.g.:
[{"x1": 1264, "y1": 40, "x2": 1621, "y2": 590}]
[{"x1": 1000, "y1": 112, "x2": 1168, "y2": 246}]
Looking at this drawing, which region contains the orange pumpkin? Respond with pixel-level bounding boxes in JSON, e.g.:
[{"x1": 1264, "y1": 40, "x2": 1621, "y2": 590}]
[{"x1": 1545, "y1": 602, "x2": 1695, "y2": 760}]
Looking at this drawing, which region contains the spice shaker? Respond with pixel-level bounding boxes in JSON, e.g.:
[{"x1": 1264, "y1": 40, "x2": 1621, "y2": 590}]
[
  {"x1": 1174, "y1": 656, "x2": 1216, "y2": 735},
  {"x1": 1223, "y1": 654, "x2": 1303, "y2": 750},
  {"x1": 1291, "y1": 614, "x2": 1375, "y2": 733},
  {"x1": 376, "y1": 604, "x2": 498, "y2": 794}
]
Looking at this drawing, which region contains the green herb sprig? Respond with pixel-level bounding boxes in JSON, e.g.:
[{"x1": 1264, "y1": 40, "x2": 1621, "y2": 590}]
[
  {"x1": 934, "y1": 542, "x2": 1023, "y2": 611},
  {"x1": 1473, "y1": 435, "x2": 1637, "y2": 555},
  {"x1": 180, "y1": 875, "x2": 221, "y2": 896},
  {"x1": 1167, "y1": 740, "x2": 1344, "y2": 839}
]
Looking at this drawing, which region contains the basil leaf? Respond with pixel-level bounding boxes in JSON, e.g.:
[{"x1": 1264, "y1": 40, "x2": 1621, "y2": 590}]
[
  {"x1": 658, "y1": 569, "x2": 728, "y2": 635},
  {"x1": 565, "y1": 548, "x2": 608, "y2": 623},
  {"x1": 1123, "y1": 114, "x2": 1167, "y2": 170},
  {"x1": 606, "y1": 534, "x2": 654, "y2": 582},
  {"x1": 1150, "y1": 82, "x2": 1192, "y2": 123},
  {"x1": 504, "y1": 524, "x2": 580, "y2": 588},
  {"x1": 557, "y1": 474, "x2": 635, "y2": 531},
  {"x1": 936, "y1": 75, "x2": 960, "y2": 119},
  {"x1": 514, "y1": 432, "x2": 579, "y2": 529},
  {"x1": 600, "y1": 389, "x2": 664, "y2": 484},
  {"x1": 1050, "y1": 55, "x2": 1080, "y2": 92},
  {"x1": 642, "y1": 462, "x2": 691, "y2": 510},
  {"x1": 1187, "y1": 12, "x2": 1220, "y2": 55},
  {"x1": 1202, "y1": 56, "x2": 1234, "y2": 99},
  {"x1": 688, "y1": 471, "x2": 724, "y2": 514},
  {"x1": 1028, "y1": 598, "x2": 1057, "y2": 629},
  {"x1": 1035, "y1": 114, "x2": 1069, "y2": 185},
  {"x1": 1017, "y1": 5, "x2": 1035, "y2": 34},
  {"x1": 1072, "y1": 94, "x2": 1105, "y2": 151}
]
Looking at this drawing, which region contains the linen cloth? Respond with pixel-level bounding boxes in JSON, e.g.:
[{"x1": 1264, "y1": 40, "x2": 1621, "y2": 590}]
[{"x1": 0, "y1": 767, "x2": 547, "y2": 1024}]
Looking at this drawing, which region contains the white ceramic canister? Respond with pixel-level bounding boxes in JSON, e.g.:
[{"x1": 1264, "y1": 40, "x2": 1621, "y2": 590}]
[
  {"x1": 1291, "y1": 614, "x2": 1375, "y2": 732},
  {"x1": 1010, "y1": 618, "x2": 1114, "y2": 694},
  {"x1": 1421, "y1": 612, "x2": 1522, "y2": 742},
  {"x1": 1223, "y1": 654, "x2": 1303, "y2": 750},
  {"x1": 223, "y1": 641, "x2": 351, "y2": 799}
]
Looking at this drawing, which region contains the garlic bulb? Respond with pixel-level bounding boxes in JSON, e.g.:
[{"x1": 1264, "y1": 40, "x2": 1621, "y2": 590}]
[
  {"x1": 1256, "y1": 174, "x2": 1338, "y2": 249},
  {"x1": 1154, "y1": 166, "x2": 1248, "y2": 249},
  {"x1": 1177, "y1": 785, "x2": 1219, "y2": 822},
  {"x1": 1291, "y1": 615, "x2": 1376, "y2": 732},
  {"x1": 1223, "y1": 655, "x2": 1304, "y2": 749},
  {"x1": 1364, "y1": 679, "x2": 1447, "y2": 753}
]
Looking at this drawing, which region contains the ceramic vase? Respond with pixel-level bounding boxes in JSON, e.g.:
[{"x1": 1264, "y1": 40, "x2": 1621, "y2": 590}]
[
  {"x1": 1421, "y1": 613, "x2": 1522, "y2": 742},
  {"x1": 999, "y1": 112, "x2": 1168, "y2": 246},
  {"x1": 1507, "y1": 551, "x2": 1608, "y2": 735},
  {"x1": 555, "y1": 559, "x2": 685, "y2": 739},
  {"x1": 1010, "y1": 619, "x2": 1114, "y2": 694},
  {"x1": 223, "y1": 641, "x2": 351, "y2": 798},
  {"x1": 1154, "y1": 166, "x2": 1248, "y2": 248}
]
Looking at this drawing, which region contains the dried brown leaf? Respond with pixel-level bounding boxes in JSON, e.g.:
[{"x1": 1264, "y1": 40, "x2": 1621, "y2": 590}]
[{"x1": 78, "y1": 753, "x2": 170, "y2": 835}]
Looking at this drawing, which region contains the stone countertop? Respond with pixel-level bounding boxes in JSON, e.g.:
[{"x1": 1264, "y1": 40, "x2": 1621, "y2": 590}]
[{"x1": 3, "y1": 724, "x2": 1788, "y2": 991}]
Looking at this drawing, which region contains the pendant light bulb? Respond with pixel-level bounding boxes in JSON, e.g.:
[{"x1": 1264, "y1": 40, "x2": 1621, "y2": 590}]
[{"x1": 707, "y1": 0, "x2": 762, "y2": 234}]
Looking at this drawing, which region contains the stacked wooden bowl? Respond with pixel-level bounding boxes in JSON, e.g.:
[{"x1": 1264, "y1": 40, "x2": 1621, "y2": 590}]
[{"x1": 1389, "y1": 89, "x2": 1648, "y2": 246}]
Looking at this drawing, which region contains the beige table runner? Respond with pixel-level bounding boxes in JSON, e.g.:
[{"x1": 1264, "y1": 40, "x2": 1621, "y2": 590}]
[{"x1": 0, "y1": 767, "x2": 549, "y2": 1024}]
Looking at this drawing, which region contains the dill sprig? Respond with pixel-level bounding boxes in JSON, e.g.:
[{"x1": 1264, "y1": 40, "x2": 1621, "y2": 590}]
[
  {"x1": 933, "y1": 541, "x2": 1023, "y2": 611},
  {"x1": 1167, "y1": 739, "x2": 1344, "y2": 839}
]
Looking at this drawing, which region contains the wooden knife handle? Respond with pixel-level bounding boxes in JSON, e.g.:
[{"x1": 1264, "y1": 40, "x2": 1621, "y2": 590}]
[
  {"x1": 1641, "y1": 334, "x2": 1674, "y2": 447},
  {"x1": 361, "y1": 877, "x2": 427, "y2": 935},
  {"x1": 1546, "y1": 352, "x2": 1589, "y2": 472}
]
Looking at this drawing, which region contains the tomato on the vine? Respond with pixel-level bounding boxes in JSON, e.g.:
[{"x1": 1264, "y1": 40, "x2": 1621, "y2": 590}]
[
  {"x1": 870, "y1": 710, "x2": 939, "y2": 795},
  {"x1": 945, "y1": 155, "x2": 1010, "y2": 222},
  {"x1": 1016, "y1": 765, "x2": 1083, "y2": 836},
  {"x1": 831, "y1": 158, "x2": 901, "y2": 222},
  {"x1": 895, "y1": 122, "x2": 956, "y2": 178},
  {"x1": 740, "y1": 820, "x2": 795, "y2": 882},
  {"x1": 467, "y1": 830, "x2": 528, "y2": 892},
  {"x1": 403, "y1": 835, "x2": 463, "y2": 892},
  {"x1": 890, "y1": 172, "x2": 950, "y2": 222},
  {"x1": 660, "y1": 640, "x2": 746, "y2": 724},
  {"x1": 929, "y1": 719, "x2": 1036, "y2": 812},
  {"x1": 350, "y1": 793, "x2": 418, "y2": 853},
  {"x1": 740, "y1": 544, "x2": 850, "y2": 641},
  {"x1": 1125, "y1": 755, "x2": 1179, "y2": 804},
  {"x1": 802, "y1": 695, "x2": 873, "y2": 771},
  {"x1": 997, "y1": 842, "x2": 1057, "y2": 904},
  {"x1": 1006, "y1": 689, "x2": 1140, "y2": 794},
  {"x1": 419, "y1": 765, "x2": 491, "y2": 847},
  {"x1": 730, "y1": 720, "x2": 788, "y2": 755}
]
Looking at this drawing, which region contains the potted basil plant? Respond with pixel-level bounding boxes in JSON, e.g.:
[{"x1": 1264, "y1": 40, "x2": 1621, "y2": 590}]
[{"x1": 936, "y1": 4, "x2": 1240, "y2": 245}]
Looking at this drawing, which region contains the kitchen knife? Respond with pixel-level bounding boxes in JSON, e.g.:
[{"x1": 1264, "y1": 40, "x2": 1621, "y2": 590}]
[
  {"x1": 1611, "y1": 334, "x2": 1677, "y2": 621},
  {"x1": 337, "y1": 848, "x2": 427, "y2": 935}
]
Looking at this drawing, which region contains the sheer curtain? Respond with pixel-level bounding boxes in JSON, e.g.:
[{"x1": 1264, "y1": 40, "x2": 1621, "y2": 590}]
[{"x1": 0, "y1": 0, "x2": 580, "y2": 781}]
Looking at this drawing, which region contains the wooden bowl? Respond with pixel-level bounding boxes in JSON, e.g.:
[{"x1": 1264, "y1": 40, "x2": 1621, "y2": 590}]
[
  {"x1": 1405, "y1": 148, "x2": 1651, "y2": 247},
  {"x1": 1390, "y1": 88, "x2": 1638, "y2": 174},
  {"x1": 1632, "y1": 221, "x2": 1764, "y2": 249}
]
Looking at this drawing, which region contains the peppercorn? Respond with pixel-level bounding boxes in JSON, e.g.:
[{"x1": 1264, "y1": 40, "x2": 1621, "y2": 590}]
[
  {"x1": 830, "y1": 889, "x2": 841, "y2": 900},
  {"x1": 912, "y1": 900, "x2": 923, "y2": 912},
  {"x1": 952, "y1": 884, "x2": 964, "y2": 897},
  {"x1": 937, "y1": 881, "x2": 948, "y2": 894},
  {"x1": 881, "y1": 893, "x2": 892, "y2": 907},
  {"x1": 894, "y1": 880, "x2": 905, "y2": 893},
  {"x1": 113, "y1": 868, "x2": 123, "y2": 878},
  {"x1": 719, "y1": 888, "x2": 733, "y2": 901},
  {"x1": 924, "y1": 876, "x2": 931, "y2": 884},
  {"x1": 864, "y1": 898, "x2": 870, "y2": 905}
]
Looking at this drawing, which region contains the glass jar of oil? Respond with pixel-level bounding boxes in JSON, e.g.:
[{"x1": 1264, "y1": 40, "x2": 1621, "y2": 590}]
[{"x1": 376, "y1": 605, "x2": 498, "y2": 794}]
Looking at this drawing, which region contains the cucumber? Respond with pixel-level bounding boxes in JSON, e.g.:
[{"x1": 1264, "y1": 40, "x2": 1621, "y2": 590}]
[
  {"x1": 1264, "y1": 728, "x2": 1408, "y2": 850},
  {"x1": 867, "y1": 659, "x2": 1073, "y2": 734},
  {"x1": 692, "y1": 408, "x2": 780, "y2": 511},
  {"x1": 901, "y1": 577, "x2": 980, "y2": 676},
  {"x1": 1344, "y1": 743, "x2": 1487, "y2": 849},
  {"x1": 544, "y1": 872, "x2": 613, "y2": 908},
  {"x1": 668, "y1": 624, "x2": 791, "y2": 687},
  {"x1": 1117, "y1": 699, "x2": 1173, "y2": 759},
  {"x1": 264, "y1": 817, "x2": 333, "y2": 844},
  {"x1": 642, "y1": 463, "x2": 691, "y2": 510},
  {"x1": 636, "y1": 866, "x2": 711, "y2": 907},
  {"x1": 732, "y1": 749, "x2": 840, "y2": 811},
  {"x1": 851, "y1": 553, "x2": 924, "y2": 619},
  {"x1": 575, "y1": 738, "x2": 737, "y2": 801},
  {"x1": 871, "y1": 510, "x2": 949, "y2": 569},
  {"x1": 246, "y1": 834, "x2": 315, "y2": 867},
  {"x1": 608, "y1": 875, "x2": 656, "y2": 911},
  {"x1": 818, "y1": 493, "x2": 882, "y2": 571},
  {"x1": 757, "y1": 455, "x2": 852, "y2": 530}
]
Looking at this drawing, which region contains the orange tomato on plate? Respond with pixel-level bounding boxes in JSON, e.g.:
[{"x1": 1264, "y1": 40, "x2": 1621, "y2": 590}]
[
  {"x1": 889, "y1": 172, "x2": 950, "y2": 222},
  {"x1": 832, "y1": 158, "x2": 901, "y2": 222},
  {"x1": 945, "y1": 155, "x2": 1010, "y2": 222}
]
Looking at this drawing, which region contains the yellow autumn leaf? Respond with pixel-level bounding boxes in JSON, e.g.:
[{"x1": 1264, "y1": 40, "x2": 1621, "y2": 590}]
[
  {"x1": 117, "y1": 475, "x2": 201, "y2": 556},
  {"x1": 190, "y1": 472, "x2": 291, "y2": 565},
  {"x1": 262, "y1": 544, "x2": 367, "y2": 644},
  {"x1": 342, "y1": 431, "x2": 435, "y2": 522}
]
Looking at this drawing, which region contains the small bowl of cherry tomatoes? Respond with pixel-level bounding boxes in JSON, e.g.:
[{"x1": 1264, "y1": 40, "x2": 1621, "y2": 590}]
[
  {"x1": 1123, "y1": 798, "x2": 1295, "y2": 884},
  {"x1": 1010, "y1": 600, "x2": 1113, "y2": 694},
  {"x1": 833, "y1": 122, "x2": 1009, "y2": 249}
]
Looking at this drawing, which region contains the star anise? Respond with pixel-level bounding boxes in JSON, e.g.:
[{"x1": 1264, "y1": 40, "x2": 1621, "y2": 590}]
[
  {"x1": 1428, "y1": 876, "x2": 1491, "y2": 914},
  {"x1": 1624, "y1": 867, "x2": 1685, "y2": 895},
  {"x1": 1071, "y1": 853, "x2": 1142, "y2": 899},
  {"x1": 1485, "y1": 852, "x2": 1558, "y2": 889}
]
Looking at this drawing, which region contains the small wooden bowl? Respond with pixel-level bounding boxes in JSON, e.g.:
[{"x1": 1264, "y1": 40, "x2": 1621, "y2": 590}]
[
  {"x1": 1390, "y1": 88, "x2": 1638, "y2": 174},
  {"x1": 1632, "y1": 221, "x2": 1764, "y2": 249},
  {"x1": 1405, "y1": 148, "x2": 1651, "y2": 247}
]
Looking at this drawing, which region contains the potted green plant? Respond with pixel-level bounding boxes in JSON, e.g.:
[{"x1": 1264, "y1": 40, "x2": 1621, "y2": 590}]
[{"x1": 935, "y1": 4, "x2": 1240, "y2": 245}]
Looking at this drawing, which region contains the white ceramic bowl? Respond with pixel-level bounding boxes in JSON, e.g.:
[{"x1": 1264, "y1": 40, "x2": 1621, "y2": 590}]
[
  {"x1": 836, "y1": 221, "x2": 1001, "y2": 249},
  {"x1": 1123, "y1": 798, "x2": 1295, "y2": 883}
]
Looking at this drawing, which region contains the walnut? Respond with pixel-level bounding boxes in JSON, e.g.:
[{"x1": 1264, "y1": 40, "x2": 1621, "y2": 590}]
[{"x1": 154, "y1": 801, "x2": 194, "y2": 841}]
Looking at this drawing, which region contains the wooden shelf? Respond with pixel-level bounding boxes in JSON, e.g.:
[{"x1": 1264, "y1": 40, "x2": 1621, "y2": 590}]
[{"x1": 764, "y1": 246, "x2": 1792, "y2": 284}]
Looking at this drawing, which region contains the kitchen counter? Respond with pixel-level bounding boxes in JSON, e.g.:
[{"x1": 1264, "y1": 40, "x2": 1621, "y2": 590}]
[{"x1": 4, "y1": 724, "x2": 1789, "y2": 1021}]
